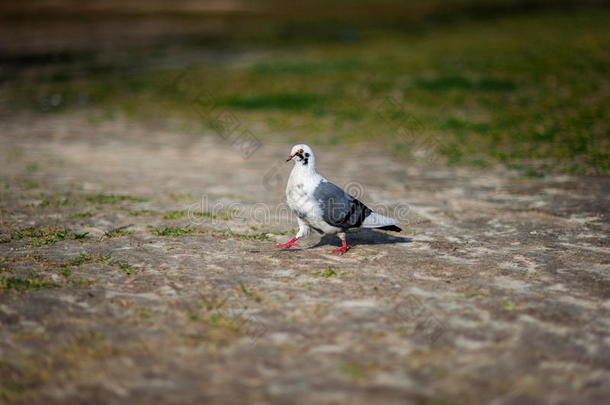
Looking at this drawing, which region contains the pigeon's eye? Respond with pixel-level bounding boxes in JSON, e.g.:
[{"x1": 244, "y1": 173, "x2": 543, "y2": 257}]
[
  {"x1": 305, "y1": 153, "x2": 310, "y2": 157},
  {"x1": 299, "y1": 149, "x2": 304, "y2": 154}
]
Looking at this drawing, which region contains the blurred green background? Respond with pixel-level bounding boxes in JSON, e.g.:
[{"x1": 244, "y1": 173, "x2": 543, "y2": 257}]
[{"x1": 1, "y1": 0, "x2": 608, "y2": 174}]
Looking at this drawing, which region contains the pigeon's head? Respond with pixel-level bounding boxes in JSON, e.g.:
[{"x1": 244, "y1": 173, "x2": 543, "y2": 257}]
[{"x1": 286, "y1": 144, "x2": 315, "y2": 167}]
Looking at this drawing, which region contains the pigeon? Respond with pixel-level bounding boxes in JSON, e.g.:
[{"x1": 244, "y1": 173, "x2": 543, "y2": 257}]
[{"x1": 276, "y1": 144, "x2": 402, "y2": 254}]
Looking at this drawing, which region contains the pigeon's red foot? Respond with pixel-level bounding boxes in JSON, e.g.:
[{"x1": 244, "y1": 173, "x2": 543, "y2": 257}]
[
  {"x1": 331, "y1": 241, "x2": 352, "y2": 254},
  {"x1": 275, "y1": 237, "x2": 299, "y2": 249}
]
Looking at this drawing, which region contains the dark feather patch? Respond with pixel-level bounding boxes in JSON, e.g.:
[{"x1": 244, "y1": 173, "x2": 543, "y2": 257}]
[
  {"x1": 377, "y1": 225, "x2": 402, "y2": 232},
  {"x1": 296, "y1": 152, "x2": 308, "y2": 165},
  {"x1": 313, "y1": 181, "x2": 372, "y2": 229}
]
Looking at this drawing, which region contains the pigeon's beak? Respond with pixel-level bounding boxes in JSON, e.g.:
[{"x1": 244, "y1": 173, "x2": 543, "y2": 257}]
[{"x1": 286, "y1": 153, "x2": 296, "y2": 162}]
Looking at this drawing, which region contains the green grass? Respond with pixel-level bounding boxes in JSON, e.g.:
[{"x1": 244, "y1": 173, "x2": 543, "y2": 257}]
[
  {"x1": 413, "y1": 75, "x2": 517, "y2": 92},
  {"x1": 162, "y1": 210, "x2": 231, "y2": 220},
  {"x1": 0, "y1": 275, "x2": 60, "y2": 290},
  {"x1": 4, "y1": 9, "x2": 609, "y2": 174},
  {"x1": 272, "y1": 229, "x2": 297, "y2": 236},
  {"x1": 69, "y1": 278, "x2": 94, "y2": 287},
  {"x1": 125, "y1": 209, "x2": 156, "y2": 216},
  {"x1": 224, "y1": 227, "x2": 271, "y2": 241},
  {"x1": 14, "y1": 227, "x2": 89, "y2": 245},
  {"x1": 338, "y1": 361, "x2": 364, "y2": 381},
  {"x1": 239, "y1": 284, "x2": 262, "y2": 302},
  {"x1": 68, "y1": 211, "x2": 95, "y2": 218},
  {"x1": 0, "y1": 360, "x2": 27, "y2": 401},
  {"x1": 149, "y1": 225, "x2": 194, "y2": 236},
  {"x1": 167, "y1": 193, "x2": 193, "y2": 201},
  {"x1": 207, "y1": 313, "x2": 243, "y2": 334},
  {"x1": 116, "y1": 262, "x2": 135, "y2": 275},
  {"x1": 103, "y1": 227, "x2": 134, "y2": 238},
  {"x1": 252, "y1": 59, "x2": 365, "y2": 75},
  {"x1": 27, "y1": 194, "x2": 147, "y2": 209},
  {"x1": 221, "y1": 93, "x2": 323, "y2": 111},
  {"x1": 63, "y1": 254, "x2": 97, "y2": 266},
  {"x1": 162, "y1": 210, "x2": 185, "y2": 220},
  {"x1": 83, "y1": 194, "x2": 148, "y2": 204},
  {"x1": 37, "y1": 198, "x2": 74, "y2": 208},
  {"x1": 61, "y1": 253, "x2": 111, "y2": 266},
  {"x1": 313, "y1": 266, "x2": 337, "y2": 278},
  {"x1": 59, "y1": 253, "x2": 136, "y2": 275}
]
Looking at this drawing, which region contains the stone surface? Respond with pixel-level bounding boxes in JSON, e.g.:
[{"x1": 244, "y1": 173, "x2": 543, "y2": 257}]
[{"x1": 0, "y1": 113, "x2": 608, "y2": 404}]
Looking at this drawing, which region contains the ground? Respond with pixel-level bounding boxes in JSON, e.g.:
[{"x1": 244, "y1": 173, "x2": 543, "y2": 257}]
[
  {"x1": 1, "y1": 1, "x2": 609, "y2": 404},
  {"x1": 0, "y1": 112, "x2": 608, "y2": 404}
]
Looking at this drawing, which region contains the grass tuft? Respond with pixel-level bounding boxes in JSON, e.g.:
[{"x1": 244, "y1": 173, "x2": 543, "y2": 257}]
[
  {"x1": 149, "y1": 225, "x2": 193, "y2": 236},
  {"x1": 103, "y1": 227, "x2": 133, "y2": 238},
  {"x1": 83, "y1": 193, "x2": 148, "y2": 204},
  {"x1": 0, "y1": 275, "x2": 59, "y2": 290},
  {"x1": 313, "y1": 266, "x2": 337, "y2": 278},
  {"x1": 239, "y1": 284, "x2": 262, "y2": 302},
  {"x1": 125, "y1": 209, "x2": 156, "y2": 216},
  {"x1": 37, "y1": 198, "x2": 74, "y2": 208},
  {"x1": 117, "y1": 262, "x2": 135, "y2": 275},
  {"x1": 68, "y1": 211, "x2": 95, "y2": 218},
  {"x1": 14, "y1": 227, "x2": 88, "y2": 245}
]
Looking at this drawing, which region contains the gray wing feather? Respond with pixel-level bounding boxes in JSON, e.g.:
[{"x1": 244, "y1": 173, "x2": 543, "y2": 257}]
[{"x1": 313, "y1": 181, "x2": 372, "y2": 229}]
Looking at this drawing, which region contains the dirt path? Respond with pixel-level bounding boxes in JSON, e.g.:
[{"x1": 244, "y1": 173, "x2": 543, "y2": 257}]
[{"x1": 1, "y1": 113, "x2": 608, "y2": 404}]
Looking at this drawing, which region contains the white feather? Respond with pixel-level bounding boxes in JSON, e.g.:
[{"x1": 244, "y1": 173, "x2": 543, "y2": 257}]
[
  {"x1": 361, "y1": 212, "x2": 399, "y2": 228},
  {"x1": 285, "y1": 145, "x2": 342, "y2": 235}
]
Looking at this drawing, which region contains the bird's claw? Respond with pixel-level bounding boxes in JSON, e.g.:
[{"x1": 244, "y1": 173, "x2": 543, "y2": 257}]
[
  {"x1": 330, "y1": 244, "x2": 352, "y2": 254},
  {"x1": 275, "y1": 238, "x2": 300, "y2": 249},
  {"x1": 275, "y1": 243, "x2": 300, "y2": 248}
]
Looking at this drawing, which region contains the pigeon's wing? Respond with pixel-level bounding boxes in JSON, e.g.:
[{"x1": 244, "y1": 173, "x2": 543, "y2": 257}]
[{"x1": 313, "y1": 181, "x2": 372, "y2": 229}]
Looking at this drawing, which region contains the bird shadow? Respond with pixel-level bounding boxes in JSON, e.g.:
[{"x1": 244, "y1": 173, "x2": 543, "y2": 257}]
[{"x1": 308, "y1": 229, "x2": 413, "y2": 249}]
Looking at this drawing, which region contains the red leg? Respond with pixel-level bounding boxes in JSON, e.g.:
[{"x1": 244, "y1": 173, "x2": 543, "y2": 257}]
[
  {"x1": 275, "y1": 237, "x2": 300, "y2": 249},
  {"x1": 331, "y1": 239, "x2": 353, "y2": 254}
]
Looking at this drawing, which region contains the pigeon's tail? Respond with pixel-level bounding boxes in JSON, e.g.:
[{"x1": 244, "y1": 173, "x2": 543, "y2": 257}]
[
  {"x1": 361, "y1": 212, "x2": 401, "y2": 232},
  {"x1": 377, "y1": 225, "x2": 402, "y2": 232}
]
